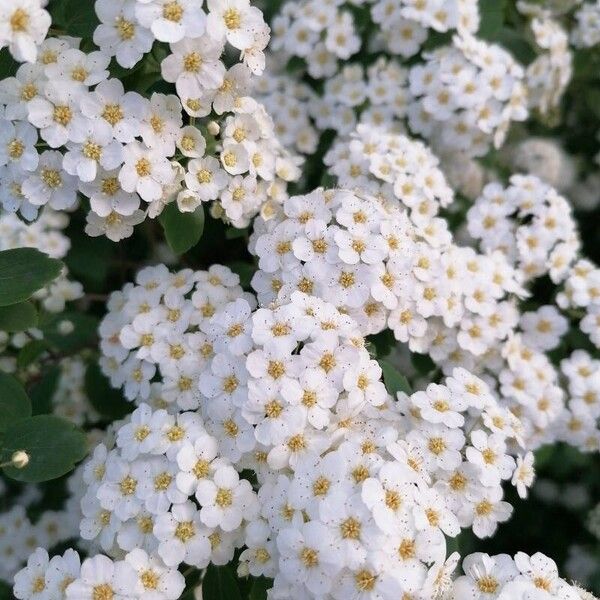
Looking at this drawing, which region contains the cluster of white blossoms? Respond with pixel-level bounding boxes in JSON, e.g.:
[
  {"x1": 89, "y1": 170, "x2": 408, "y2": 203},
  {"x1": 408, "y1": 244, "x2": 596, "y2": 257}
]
[
  {"x1": 557, "y1": 350, "x2": 600, "y2": 452},
  {"x1": 572, "y1": 0, "x2": 600, "y2": 47},
  {"x1": 98, "y1": 263, "x2": 254, "y2": 408},
  {"x1": 467, "y1": 174, "x2": 580, "y2": 283},
  {"x1": 16, "y1": 278, "x2": 549, "y2": 599},
  {"x1": 270, "y1": 0, "x2": 479, "y2": 75},
  {"x1": 252, "y1": 70, "x2": 319, "y2": 157},
  {"x1": 0, "y1": 504, "x2": 78, "y2": 585},
  {"x1": 324, "y1": 124, "x2": 454, "y2": 226},
  {"x1": 0, "y1": 0, "x2": 303, "y2": 239},
  {"x1": 408, "y1": 34, "x2": 528, "y2": 157},
  {"x1": 558, "y1": 258, "x2": 600, "y2": 349},
  {"x1": 448, "y1": 551, "x2": 590, "y2": 599},
  {"x1": 52, "y1": 357, "x2": 101, "y2": 427},
  {"x1": 522, "y1": 11, "x2": 573, "y2": 116}
]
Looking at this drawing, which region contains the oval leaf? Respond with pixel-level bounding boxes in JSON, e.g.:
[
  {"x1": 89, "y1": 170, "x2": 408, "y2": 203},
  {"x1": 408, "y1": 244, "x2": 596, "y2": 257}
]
[
  {"x1": 159, "y1": 203, "x2": 205, "y2": 255},
  {"x1": 0, "y1": 302, "x2": 37, "y2": 332},
  {"x1": 0, "y1": 248, "x2": 63, "y2": 307},
  {"x1": 201, "y1": 564, "x2": 241, "y2": 600},
  {"x1": 0, "y1": 373, "x2": 31, "y2": 433},
  {"x1": 379, "y1": 359, "x2": 412, "y2": 396},
  {"x1": 2, "y1": 415, "x2": 88, "y2": 482}
]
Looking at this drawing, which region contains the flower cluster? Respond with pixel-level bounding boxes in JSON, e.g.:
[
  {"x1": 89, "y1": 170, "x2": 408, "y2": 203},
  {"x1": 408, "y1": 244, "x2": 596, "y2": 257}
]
[
  {"x1": 270, "y1": 0, "x2": 479, "y2": 76},
  {"x1": 0, "y1": 0, "x2": 302, "y2": 239},
  {"x1": 449, "y1": 551, "x2": 589, "y2": 599},
  {"x1": 521, "y1": 11, "x2": 573, "y2": 115},
  {"x1": 24, "y1": 274, "x2": 545, "y2": 599},
  {"x1": 99, "y1": 263, "x2": 253, "y2": 408},
  {"x1": 0, "y1": 504, "x2": 77, "y2": 584},
  {"x1": 467, "y1": 174, "x2": 580, "y2": 283},
  {"x1": 558, "y1": 258, "x2": 600, "y2": 350},
  {"x1": 572, "y1": 0, "x2": 600, "y2": 48},
  {"x1": 408, "y1": 34, "x2": 528, "y2": 157}
]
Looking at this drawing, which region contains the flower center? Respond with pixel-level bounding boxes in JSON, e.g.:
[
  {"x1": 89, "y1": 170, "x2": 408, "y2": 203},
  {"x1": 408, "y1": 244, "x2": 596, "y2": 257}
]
[
  {"x1": 223, "y1": 8, "x2": 241, "y2": 29},
  {"x1": 92, "y1": 584, "x2": 114, "y2": 600},
  {"x1": 215, "y1": 488, "x2": 233, "y2": 507},
  {"x1": 175, "y1": 521, "x2": 195, "y2": 542},
  {"x1": 163, "y1": 1, "x2": 183, "y2": 22},
  {"x1": 102, "y1": 103, "x2": 124, "y2": 126},
  {"x1": 10, "y1": 9, "x2": 29, "y2": 32},
  {"x1": 41, "y1": 168, "x2": 62, "y2": 189},
  {"x1": 119, "y1": 475, "x2": 137, "y2": 496},
  {"x1": 83, "y1": 141, "x2": 103, "y2": 162},
  {"x1": 299, "y1": 547, "x2": 319, "y2": 568},
  {"x1": 154, "y1": 472, "x2": 172, "y2": 491},
  {"x1": 141, "y1": 570, "x2": 160, "y2": 590},
  {"x1": 116, "y1": 16, "x2": 135, "y2": 40},
  {"x1": 53, "y1": 105, "x2": 73, "y2": 126},
  {"x1": 136, "y1": 158, "x2": 152, "y2": 177}
]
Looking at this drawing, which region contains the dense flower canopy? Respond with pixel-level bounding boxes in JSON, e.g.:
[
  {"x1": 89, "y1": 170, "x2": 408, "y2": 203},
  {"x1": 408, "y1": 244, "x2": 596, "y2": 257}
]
[{"x1": 0, "y1": 0, "x2": 600, "y2": 599}]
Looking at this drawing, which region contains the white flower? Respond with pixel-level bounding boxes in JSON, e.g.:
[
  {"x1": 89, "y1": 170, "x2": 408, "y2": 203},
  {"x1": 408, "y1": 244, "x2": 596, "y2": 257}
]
[
  {"x1": 119, "y1": 141, "x2": 175, "y2": 202},
  {"x1": 124, "y1": 549, "x2": 185, "y2": 600},
  {"x1": 277, "y1": 521, "x2": 343, "y2": 595},
  {"x1": 196, "y1": 465, "x2": 258, "y2": 531},
  {"x1": 0, "y1": 0, "x2": 51, "y2": 63},
  {"x1": 65, "y1": 555, "x2": 135, "y2": 600},
  {"x1": 135, "y1": 0, "x2": 207, "y2": 43},
  {"x1": 153, "y1": 501, "x2": 212, "y2": 568},
  {"x1": 206, "y1": 0, "x2": 265, "y2": 50},
  {"x1": 94, "y1": 0, "x2": 154, "y2": 68}
]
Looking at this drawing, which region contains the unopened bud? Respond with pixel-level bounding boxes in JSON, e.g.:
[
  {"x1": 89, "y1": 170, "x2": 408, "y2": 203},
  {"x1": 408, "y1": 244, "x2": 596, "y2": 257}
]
[
  {"x1": 11, "y1": 450, "x2": 29, "y2": 469},
  {"x1": 207, "y1": 121, "x2": 220, "y2": 136},
  {"x1": 58, "y1": 319, "x2": 74, "y2": 335}
]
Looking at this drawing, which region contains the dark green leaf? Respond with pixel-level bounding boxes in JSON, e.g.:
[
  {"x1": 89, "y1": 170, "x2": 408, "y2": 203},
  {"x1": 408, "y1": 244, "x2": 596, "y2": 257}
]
[
  {"x1": 367, "y1": 329, "x2": 396, "y2": 358},
  {"x1": 202, "y1": 564, "x2": 242, "y2": 600},
  {"x1": 28, "y1": 366, "x2": 61, "y2": 416},
  {"x1": 2, "y1": 415, "x2": 88, "y2": 482},
  {"x1": 0, "y1": 248, "x2": 62, "y2": 307},
  {"x1": 478, "y1": 0, "x2": 506, "y2": 41},
  {"x1": 55, "y1": 0, "x2": 99, "y2": 38},
  {"x1": 0, "y1": 48, "x2": 18, "y2": 79},
  {"x1": 0, "y1": 373, "x2": 31, "y2": 433},
  {"x1": 40, "y1": 312, "x2": 98, "y2": 353},
  {"x1": 17, "y1": 340, "x2": 50, "y2": 369},
  {"x1": 85, "y1": 363, "x2": 131, "y2": 420},
  {"x1": 379, "y1": 359, "x2": 412, "y2": 396},
  {"x1": 249, "y1": 577, "x2": 272, "y2": 600},
  {"x1": 159, "y1": 203, "x2": 205, "y2": 255},
  {"x1": 0, "y1": 302, "x2": 38, "y2": 332},
  {"x1": 411, "y1": 353, "x2": 436, "y2": 376},
  {"x1": 65, "y1": 234, "x2": 114, "y2": 286},
  {"x1": 225, "y1": 227, "x2": 248, "y2": 240}
]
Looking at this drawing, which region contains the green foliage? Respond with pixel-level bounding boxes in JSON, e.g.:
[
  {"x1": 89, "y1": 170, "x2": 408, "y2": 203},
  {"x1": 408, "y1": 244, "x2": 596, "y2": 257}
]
[
  {"x1": 85, "y1": 363, "x2": 131, "y2": 421},
  {"x1": 28, "y1": 366, "x2": 61, "y2": 416},
  {"x1": 40, "y1": 312, "x2": 98, "y2": 353},
  {"x1": 0, "y1": 373, "x2": 31, "y2": 434},
  {"x1": 1, "y1": 415, "x2": 87, "y2": 483},
  {"x1": 379, "y1": 359, "x2": 412, "y2": 396},
  {"x1": 0, "y1": 302, "x2": 38, "y2": 332},
  {"x1": 202, "y1": 564, "x2": 242, "y2": 600},
  {"x1": 0, "y1": 249, "x2": 63, "y2": 307},
  {"x1": 159, "y1": 203, "x2": 206, "y2": 255}
]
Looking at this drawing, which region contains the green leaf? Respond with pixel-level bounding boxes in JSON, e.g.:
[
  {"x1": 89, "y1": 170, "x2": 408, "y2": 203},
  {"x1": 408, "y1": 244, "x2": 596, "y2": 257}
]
[
  {"x1": 201, "y1": 565, "x2": 242, "y2": 600},
  {"x1": 17, "y1": 340, "x2": 50, "y2": 370},
  {"x1": 85, "y1": 363, "x2": 131, "y2": 421},
  {"x1": 478, "y1": 0, "x2": 506, "y2": 41},
  {"x1": 2, "y1": 415, "x2": 88, "y2": 482},
  {"x1": 55, "y1": 0, "x2": 99, "y2": 38},
  {"x1": 0, "y1": 302, "x2": 37, "y2": 332},
  {"x1": 0, "y1": 248, "x2": 62, "y2": 307},
  {"x1": 0, "y1": 373, "x2": 31, "y2": 433},
  {"x1": 249, "y1": 577, "x2": 272, "y2": 600},
  {"x1": 28, "y1": 366, "x2": 60, "y2": 416},
  {"x1": 379, "y1": 359, "x2": 412, "y2": 396},
  {"x1": 159, "y1": 203, "x2": 205, "y2": 255},
  {"x1": 40, "y1": 312, "x2": 98, "y2": 353}
]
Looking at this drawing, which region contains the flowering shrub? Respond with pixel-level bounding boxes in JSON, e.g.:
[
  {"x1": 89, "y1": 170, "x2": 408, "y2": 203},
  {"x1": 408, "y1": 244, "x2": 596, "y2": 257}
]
[{"x1": 0, "y1": 0, "x2": 600, "y2": 599}]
